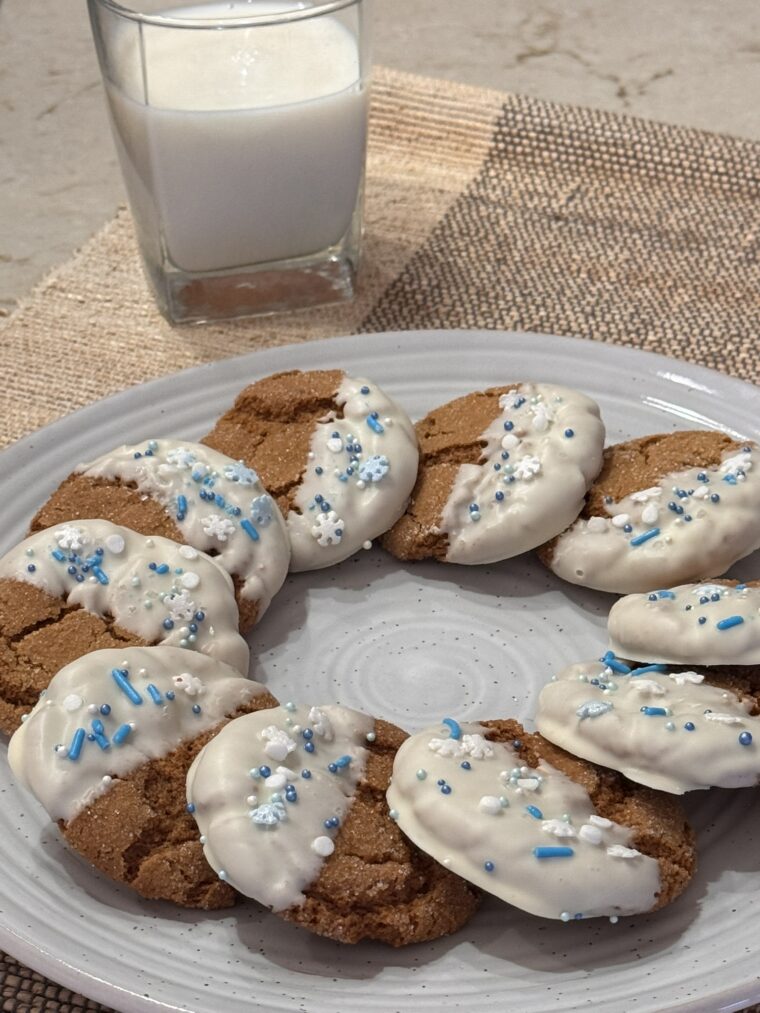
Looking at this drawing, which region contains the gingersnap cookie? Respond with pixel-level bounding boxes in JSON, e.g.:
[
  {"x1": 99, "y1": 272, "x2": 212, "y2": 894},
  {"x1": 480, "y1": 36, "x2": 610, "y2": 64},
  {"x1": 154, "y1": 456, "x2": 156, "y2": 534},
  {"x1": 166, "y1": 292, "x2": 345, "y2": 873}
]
[
  {"x1": 539, "y1": 431, "x2": 760, "y2": 594},
  {"x1": 30, "y1": 439, "x2": 291, "y2": 632},
  {"x1": 608, "y1": 581, "x2": 760, "y2": 666},
  {"x1": 202, "y1": 370, "x2": 419, "y2": 572},
  {"x1": 536, "y1": 655, "x2": 760, "y2": 794},
  {"x1": 0, "y1": 519, "x2": 249, "y2": 733},
  {"x1": 387, "y1": 717, "x2": 695, "y2": 921},
  {"x1": 186, "y1": 704, "x2": 479, "y2": 945},
  {"x1": 8, "y1": 646, "x2": 278, "y2": 908},
  {"x1": 381, "y1": 383, "x2": 604, "y2": 564}
]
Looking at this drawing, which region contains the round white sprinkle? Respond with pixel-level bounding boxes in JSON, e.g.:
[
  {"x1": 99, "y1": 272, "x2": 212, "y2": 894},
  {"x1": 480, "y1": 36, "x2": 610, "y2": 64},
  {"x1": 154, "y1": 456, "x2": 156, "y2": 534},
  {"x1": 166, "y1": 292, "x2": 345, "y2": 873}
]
[
  {"x1": 578, "y1": 824, "x2": 603, "y2": 845},
  {"x1": 326, "y1": 437, "x2": 343, "y2": 453},
  {"x1": 245, "y1": 795, "x2": 258, "y2": 807},
  {"x1": 362, "y1": 540, "x2": 372, "y2": 550},
  {"x1": 102, "y1": 775, "x2": 112, "y2": 785},
  {"x1": 264, "y1": 740, "x2": 290, "y2": 762},
  {"x1": 104, "y1": 534, "x2": 125, "y2": 554},
  {"x1": 500, "y1": 433, "x2": 521, "y2": 451},
  {"x1": 311, "y1": 836, "x2": 335, "y2": 857},
  {"x1": 478, "y1": 795, "x2": 503, "y2": 815},
  {"x1": 181, "y1": 571, "x2": 200, "y2": 590},
  {"x1": 641, "y1": 503, "x2": 660, "y2": 525},
  {"x1": 611, "y1": 513, "x2": 630, "y2": 528},
  {"x1": 62, "y1": 694, "x2": 83, "y2": 712},
  {"x1": 179, "y1": 545, "x2": 199, "y2": 560}
]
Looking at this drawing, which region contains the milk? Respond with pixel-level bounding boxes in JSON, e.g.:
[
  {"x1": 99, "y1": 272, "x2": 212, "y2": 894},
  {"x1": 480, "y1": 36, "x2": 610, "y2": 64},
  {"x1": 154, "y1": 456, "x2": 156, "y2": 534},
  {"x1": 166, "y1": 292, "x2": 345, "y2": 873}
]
[{"x1": 104, "y1": 2, "x2": 367, "y2": 274}]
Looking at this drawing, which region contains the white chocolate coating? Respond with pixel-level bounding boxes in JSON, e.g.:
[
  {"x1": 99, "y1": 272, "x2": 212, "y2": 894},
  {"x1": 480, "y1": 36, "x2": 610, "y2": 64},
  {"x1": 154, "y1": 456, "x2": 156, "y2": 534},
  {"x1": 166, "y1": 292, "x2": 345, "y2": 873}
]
[
  {"x1": 536, "y1": 660, "x2": 760, "y2": 793},
  {"x1": 187, "y1": 704, "x2": 375, "y2": 911},
  {"x1": 548, "y1": 444, "x2": 760, "y2": 594},
  {"x1": 387, "y1": 721, "x2": 661, "y2": 920},
  {"x1": 440, "y1": 384, "x2": 605, "y2": 564},
  {"x1": 8, "y1": 646, "x2": 268, "y2": 822},
  {"x1": 77, "y1": 439, "x2": 290, "y2": 613},
  {"x1": 288, "y1": 376, "x2": 419, "y2": 571},
  {"x1": 0, "y1": 519, "x2": 249, "y2": 674},
  {"x1": 608, "y1": 583, "x2": 760, "y2": 665}
]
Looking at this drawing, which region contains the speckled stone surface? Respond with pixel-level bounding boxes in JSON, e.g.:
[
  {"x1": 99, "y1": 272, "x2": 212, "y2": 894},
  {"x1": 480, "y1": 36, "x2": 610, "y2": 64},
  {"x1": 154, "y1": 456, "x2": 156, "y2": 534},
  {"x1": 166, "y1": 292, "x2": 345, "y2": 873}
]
[{"x1": 1, "y1": 0, "x2": 759, "y2": 313}]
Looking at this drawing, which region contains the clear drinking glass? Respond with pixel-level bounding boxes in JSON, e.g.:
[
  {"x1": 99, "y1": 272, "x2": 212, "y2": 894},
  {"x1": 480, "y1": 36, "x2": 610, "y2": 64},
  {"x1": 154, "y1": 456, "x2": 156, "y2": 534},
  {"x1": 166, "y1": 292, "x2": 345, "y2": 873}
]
[{"x1": 88, "y1": 0, "x2": 371, "y2": 324}]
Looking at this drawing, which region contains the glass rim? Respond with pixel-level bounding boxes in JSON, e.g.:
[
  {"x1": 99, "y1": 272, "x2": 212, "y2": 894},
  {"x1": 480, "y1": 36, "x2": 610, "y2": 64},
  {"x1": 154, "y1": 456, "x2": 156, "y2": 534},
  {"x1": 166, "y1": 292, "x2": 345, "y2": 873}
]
[{"x1": 90, "y1": 0, "x2": 361, "y2": 29}]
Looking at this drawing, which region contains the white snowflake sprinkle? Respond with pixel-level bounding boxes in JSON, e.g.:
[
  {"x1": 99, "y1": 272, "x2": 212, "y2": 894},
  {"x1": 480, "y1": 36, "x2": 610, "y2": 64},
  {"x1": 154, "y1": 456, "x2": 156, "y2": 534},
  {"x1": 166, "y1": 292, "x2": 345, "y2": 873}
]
[
  {"x1": 311, "y1": 511, "x2": 345, "y2": 547},
  {"x1": 607, "y1": 844, "x2": 642, "y2": 859},
  {"x1": 703, "y1": 712, "x2": 743, "y2": 725},
  {"x1": 630, "y1": 486, "x2": 663, "y2": 503},
  {"x1": 201, "y1": 513, "x2": 236, "y2": 542},
  {"x1": 250, "y1": 495, "x2": 274, "y2": 527},
  {"x1": 542, "y1": 819, "x2": 577, "y2": 838},
  {"x1": 721, "y1": 452, "x2": 752, "y2": 478},
  {"x1": 514, "y1": 455, "x2": 542, "y2": 480},
  {"x1": 691, "y1": 584, "x2": 727, "y2": 598},
  {"x1": 165, "y1": 589, "x2": 196, "y2": 622},
  {"x1": 428, "y1": 733, "x2": 494, "y2": 760},
  {"x1": 576, "y1": 700, "x2": 614, "y2": 720},
  {"x1": 165, "y1": 447, "x2": 197, "y2": 470},
  {"x1": 587, "y1": 516, "x2": 608, "y2": 533},
  {"x1": 630, "y1": 679, "x2": 666, "y2": 696},
  {"x1": 260, "y1": 726, "x2": 297, "y2": 760},
  {"x1": 250, "y1": 801, "x2": 287, "y2": 826},
  {"x1": 529, "y1": 402, "x2": 555, "y2": 432},
  {"x1": 223, "y1": 460, "x2": 259, "y2": 486},
  {"x1": 308, "y1": 707, "x2": 334, "y2": 740},
  {"x1": 172, "y1": 672, "x2": 205, "y2": 696},
  {"x1": 668, "y1": 670, "x2": 705, "y2": 686},
  {"x1": 55, "y1": 525, "x2": 89, "y2": 551}
]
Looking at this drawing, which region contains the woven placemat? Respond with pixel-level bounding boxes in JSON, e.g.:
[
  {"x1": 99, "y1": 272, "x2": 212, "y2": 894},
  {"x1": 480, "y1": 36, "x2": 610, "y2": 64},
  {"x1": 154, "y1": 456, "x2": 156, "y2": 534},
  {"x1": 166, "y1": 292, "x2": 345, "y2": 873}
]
[{"x1": 2, "y1": 64, "x2": 760, "y2": 1011}]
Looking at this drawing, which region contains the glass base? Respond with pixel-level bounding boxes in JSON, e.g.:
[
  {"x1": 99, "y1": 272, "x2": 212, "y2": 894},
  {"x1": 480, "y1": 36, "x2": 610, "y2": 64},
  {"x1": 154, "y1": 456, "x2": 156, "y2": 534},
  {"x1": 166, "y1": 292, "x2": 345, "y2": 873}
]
[{"x1": 146, "y1": 247, "x2": 358, "y2": 326}]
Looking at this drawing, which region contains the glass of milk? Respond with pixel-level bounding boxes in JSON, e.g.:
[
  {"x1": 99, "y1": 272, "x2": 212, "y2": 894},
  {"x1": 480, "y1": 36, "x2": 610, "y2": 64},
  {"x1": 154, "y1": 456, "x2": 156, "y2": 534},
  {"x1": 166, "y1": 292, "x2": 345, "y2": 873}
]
[{"x1": 88, "y1": 0, "x2": 371, "y2": 324}]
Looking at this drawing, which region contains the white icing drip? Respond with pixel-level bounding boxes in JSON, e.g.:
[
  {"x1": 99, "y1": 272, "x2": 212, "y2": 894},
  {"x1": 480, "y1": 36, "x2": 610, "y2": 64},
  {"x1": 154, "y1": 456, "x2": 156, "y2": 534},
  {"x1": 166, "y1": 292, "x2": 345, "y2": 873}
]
[
  {"x1": 76, "y1": 439, "x2": 290, "y2": 612},
  {"x1": 8, "y1": 646, "x2": 266, "y2": 822},
  {"x1": 608, "y1": 582, "x2": 760, "y2": 665},
  {"x1": 548, "y1": 444, "x2": 760, "y2": 593},
  {"x1": 439, "y1": 383, "x2": 605, "y2": 564},
  {"x1": 287, "y1": 376, "x2": 419, "y2": 571},
  {"x1": 536, "y1": 661, "x2": 760, "y2": 793},
  {"x1": 0, "y1": 519, "x2": 249, "y2": 674},
  {"x1": 387, "y1": 722, "x2": 660, "y2": 919},
  {"x1": 186, "y1": 704, "x2": 374, "y2": 911}
]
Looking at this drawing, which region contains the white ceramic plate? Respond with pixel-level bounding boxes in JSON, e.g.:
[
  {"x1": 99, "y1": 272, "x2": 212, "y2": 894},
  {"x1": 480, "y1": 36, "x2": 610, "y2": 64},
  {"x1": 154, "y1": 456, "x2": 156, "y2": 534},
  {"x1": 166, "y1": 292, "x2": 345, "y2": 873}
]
[{"x1": 1, "y1": 331, "x2": 759, "y2": 1013}]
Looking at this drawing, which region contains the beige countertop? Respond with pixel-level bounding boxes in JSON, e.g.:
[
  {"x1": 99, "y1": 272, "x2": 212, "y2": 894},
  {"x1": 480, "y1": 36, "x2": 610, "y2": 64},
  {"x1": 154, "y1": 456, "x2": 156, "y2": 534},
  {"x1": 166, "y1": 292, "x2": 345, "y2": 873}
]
[{"x1": 1, "y1": 0, "x2": 759, "y2": 315}]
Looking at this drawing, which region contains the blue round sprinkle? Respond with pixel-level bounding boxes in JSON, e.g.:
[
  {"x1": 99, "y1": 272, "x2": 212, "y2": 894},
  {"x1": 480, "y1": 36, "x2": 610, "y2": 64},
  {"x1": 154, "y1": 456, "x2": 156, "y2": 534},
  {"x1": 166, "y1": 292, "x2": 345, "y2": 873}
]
[
  {"x1": 711, "y1": 593, "x2": 721, "y2": 601},
  {"x1": 96, "y1": 547, "x2": 104, "y2": 556},
  {"x1": 484, "y1": 861, "x2": 495, "y2": 872},
  {"x1": 437, "y1": 779, "x2": 446, "y2": 786},
  {"x1": 315, "y1": 466, "x2": 323, "y2": 475},
  {"x1": 186, "y1": 803, "x2": 196, "y2": 813},
  {"x1": 163, "y1": 618, "x2": 174, "y2": 630},
  {"x1": 503, "y1": 420, "x2": 514, "y2": 431},
  {"x1": 301, "y1": 769, "x2": 312, "y2": 779},
  {"x1": 360, "y1": 386, "x2": 370, "y2": 394},
  {"x1": 194, "y1": 611, "x2": 205, "y2": 622},
  {"x1": 441, "y1": 784, "x2": 452, "y2": 795},
  {"x1": 564, "y1": 428, "x2": 574, "y2": 438},
  {"x1": 699, "y1": 596, "x2": 709, "y2": 604},
  {"x1": 189, "y1": 623, "x2": 198, "y2": 633},
  {"x1": 166, "y1": 691, "x2": 175, "y2": 701},
  {"x1": 698, "y1": 617, "x2": 707, "y2": 625},
  {"x1": 495, "y1": 491, "x2": 505, "y2": 502},
  {"x1": 100, "y1": 704, "x2": 111, "y2": 716},
  {"x1": 623, "y1": 524, "x2": 633, "y2": 533},
  {"x1": 739, "y1": 731, "x2": 753, "y2": 746},
  {"x1": 303, "y1": 728, "x2": 314, "y2": 740},
  {"x1": 75, "y1": 574, "x2": 85, "y2": 583},
  {"x1": 149, "y1": 562, "x2": 157, "y2": 571},
  {"x1": 711, "y1": 493, "x2": 720, "y2": 503},
  {"x1": 648, "y1": 593, "x2": 657, "y2": 601},
  {"x1": 328, "y1": 763, "x2": 338, "y2": 773},
  {"x1": 460, "y1": 761, "x2": 471, "y2": 770},
  {"x1": 501, "y1": 451, "x2": 509, "y2": 460},
  {"x1": 67, "y1": 565, "x2": 77, "y2": 575},
  {"x1": 27, "y1": 564, "x2": 36, "y2": 573},
  {"x1": 304, "y1": 742, "x2": 315, "y2": 753},
  {"x1": 259, "y1": 765, "x2": 271, "y2": 777},
  {"x1": 192, "y1": 704, "x2": 201, "y2": 714},
  {"x1": 684, "y1": 721, "x2": 695, "y2": 731}
]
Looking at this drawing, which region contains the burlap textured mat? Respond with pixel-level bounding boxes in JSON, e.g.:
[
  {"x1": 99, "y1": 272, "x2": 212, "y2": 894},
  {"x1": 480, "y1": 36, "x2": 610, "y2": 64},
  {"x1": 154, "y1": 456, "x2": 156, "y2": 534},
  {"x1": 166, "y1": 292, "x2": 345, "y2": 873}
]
[{"x1": 1, "y1": 65, "x2": 759, "y2": 1011}]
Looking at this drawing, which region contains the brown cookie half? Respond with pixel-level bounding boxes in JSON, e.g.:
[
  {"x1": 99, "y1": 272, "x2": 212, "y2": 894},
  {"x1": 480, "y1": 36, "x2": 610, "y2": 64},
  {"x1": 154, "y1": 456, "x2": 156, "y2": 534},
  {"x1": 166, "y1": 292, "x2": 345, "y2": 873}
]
[
  {"x1": 8, "y1": 646, "x2": 279, "y2": 909},
  {"x1": 187, "y1": 705, "x2": 480, "y2": 945},
  {"x1": 538, "y1": 431, "x2": 759, "y2": 594}
]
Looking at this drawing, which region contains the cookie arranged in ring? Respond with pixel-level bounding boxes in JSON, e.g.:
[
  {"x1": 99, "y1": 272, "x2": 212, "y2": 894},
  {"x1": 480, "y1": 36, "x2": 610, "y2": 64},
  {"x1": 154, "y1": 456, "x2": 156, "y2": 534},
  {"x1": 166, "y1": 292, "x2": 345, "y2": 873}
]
[
  {"x1": 30, "y1": 439, "x2": 291, "y2": 632},
  {"x1": 536, "y1": 656, "x2": 760, "y2": 794},
  {"x1": 8, "y1": 646, "x2": 278, "y2": 908},
  {"x1": 381, "y1": 383, "x2": 605, "y2": 564},
  {"x1": 387, "y1": 718, "x2": 696, "y2": 921},
  {"x1": 539, "y1": 431, "x2": 760, "y2": 594},
  {"x1": 187, "y1": 704, "x2": 480, "y2": 945},
  {"x1": 608, "y1": 581, "x2": 760, "y2": 666},
  {"x1": 202, "y1": 370, "x2": 419, "y2": 572},
  {"x1": 0, "y1": 519, "x2": 249, "y2": 733}
]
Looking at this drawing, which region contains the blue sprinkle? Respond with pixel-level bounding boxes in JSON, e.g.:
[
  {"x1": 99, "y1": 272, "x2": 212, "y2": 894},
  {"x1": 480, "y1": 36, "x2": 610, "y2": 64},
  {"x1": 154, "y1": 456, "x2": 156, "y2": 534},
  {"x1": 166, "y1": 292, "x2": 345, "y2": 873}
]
[
  {"x1": 163, "y1": 618, "x2": 174, "y2": 630},
  {"x1": 67, "y1": 565, "x2": 77, "y2": 575},
  {"x1": 259, "y1": 765, "x2": 271, "y2": 777},
  {"x1": 698, "y1": 616, "x2": 707, "y2": 625},
  {"x1": 623, "y1": 524, "x2": 633, "y2": 533},
  {"x1": 442, "y1": 717, "x2": 461, "y2": 740},
  {"x1": 711, "y1": 592, "x2": 721, "y2": 602},
  {"x1": 194, "y1": 611, "x2": 205, "y2": 622},
  {"x1": 739, "y1": 731, "x2": 753, "y2": 746},
  {"x1": 366, "y1": 414, "x2": 384, "y2": 434},
  {"x1": 112, "y1": 723, "x2": 132, "y2": 746},
  {"x1": 146, "y1": 684, "x2": 163, "y2": 705},
  {"x1": 51, "y1": 549, "x2": 66, "y2": 562},
  {"x1": 328, "y1": 762, "x2": 338, "y2": 773},
  {"x1": 629, "y1": 664, "x2": 668, "y2": 676},
  {"x1": 711, "y1": 493, "x2": 721, "y2": 503},
  {"x1": 484, "y1": 861, "x2": 495, "y2": 872},
  {"x1": 148, "y1": 561, "x2": 158, "y2": 571},
  {"x1": 503, "y1": 420, "x2": 514, "y2": 431},
  {"x1": 99, "y1": 704, "x2": 111, "y2": 716},
  {"x1": 495, "y1": 491, "x2": 505, "y2": 502},
  {"x1": 684, "y1": 722, "x2": 695, "y2": 731},
  {"x1": 717, "y1": 615, "x2": 745, "y2": 630},
  {"x1": 640, "y1": 706, "x2": 668, "y2": 717},
  {"x1": 186, "y1": 803, "x2": 196, "y2": 813},
  {"x1": 67, "y1": 728, "x2": 86, "y2": 760},
  {"x1": 111, "y1": 668, "x2": 142, "y2": 705},
  {"x1": 697, "y1": 472, "x2": 707, "y2": 482},
  {"x1": 576, "y1": 701, "x2": 614, "y2": 720},
  {"x1": 440, "y1": 784, "x2": 452, "y2": 795},
  {"x1": 166, "y1": 691, "x2": 175, "y2": 701},
  {"x1": 302, "y1": 728, "x2": 314, "y2": 740},
  {"x1": 155, "y1": 563, "x2": 169, "y2": 574},
  {"x1": 334, "y1": 755, "x2": 352, "y2": 768},
  {"x1": 534, "y1": 846, "x2": 574, "y2": 859},
  {"x1": 304, "y1": 742, "x2": 315, "y2": 753},
  {"x1": 240, "y1": 519, "x2": 260, "y2": 542},
  {"x1": 177, "y1": 494, "x2": 187, "y2": 519},
  {"x1": 75, "y1": 574, "x2": 85, "y2": 583},
  {"x1": 564, "y1": 428, "x2": 574, "y2": 438},
  {"x1": 360, "y1": 385, "x2": 370, "y2": 394},
  {"x1": 501, "y1": 451, "x2": 510, "y2": 460},
  {"x1": 630, "y1": 527, "x2": 660, "y2": 547},
  {"x1": 460, "y1": 761, "x2": 471, "y2": 770},
  {"x1": 723, "y1": 474, "x2": 738, "y2": 485},
  {"x1": 655, "y1": 590, "x2": 676, "y2": 599},
  {"x1": 26, "y1": 563, "x2": 36, "y2": 573},
  {"x1": 90, "y1": 719, "x2": 110, "y2": 750},
  {"x1": 91, "y1": 565, "x2": 109, "y2": 585},
  {"x1": 526, "y1": 805, "x2": 543, "y2": 820},
  {"x1": 192, "y1": 704, "x2": 201, "y2": 715},
  {"x1": 301, "y1": 769, "x2": 312, "y2": 779},
  {"x1": 601, "y1": 652, "x2": 631, "y2": 674}
]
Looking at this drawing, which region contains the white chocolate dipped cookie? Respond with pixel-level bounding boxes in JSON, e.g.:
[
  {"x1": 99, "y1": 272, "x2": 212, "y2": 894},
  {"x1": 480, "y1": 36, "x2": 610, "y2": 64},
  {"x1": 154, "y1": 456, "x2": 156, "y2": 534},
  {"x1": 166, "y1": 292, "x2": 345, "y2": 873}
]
[
  {"x1": 537, "y1": 656, "x2": 760, "y2": 794},
  {"x1": 186, "y1": 704, "x2": 479, "y2": 944},
  {"x1": 8, "y1": 646, "x2": 278, "y2": 907},
  {"x1": 382, "y1": 383, "x2": 604, "y2": 564},
  {"x1": 387, "y1": 717, "x2": 696, "y2": 921},
  {"x1": 0, "y1": 519, "x2": 249, "y2": 733},
  {"x1": 608, "y1": 581, "x2": 760, "y2": 666},
  {"x1": 540, "y1": 431, "x2": 760, "y2": 594},
  {"x1": 202, "y1": 369, "x2": 419, "y2": 572},
  {"x1": 31, "y1": 438, "x2": 291, "y2": 631}
]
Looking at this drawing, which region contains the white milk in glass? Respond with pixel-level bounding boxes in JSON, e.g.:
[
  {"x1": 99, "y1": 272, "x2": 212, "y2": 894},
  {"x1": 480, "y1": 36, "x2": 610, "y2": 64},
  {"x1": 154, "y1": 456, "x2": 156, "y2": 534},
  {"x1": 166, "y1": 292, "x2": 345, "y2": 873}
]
[{"x1": 105, "y1": 1, "x2": 367, "y2": 274}]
